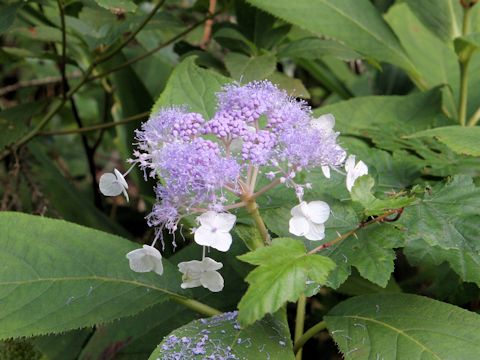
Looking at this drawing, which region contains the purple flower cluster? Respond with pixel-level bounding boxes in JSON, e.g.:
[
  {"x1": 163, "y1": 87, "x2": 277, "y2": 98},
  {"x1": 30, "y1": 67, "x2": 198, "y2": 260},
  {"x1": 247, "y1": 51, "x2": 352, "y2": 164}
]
[{"x1": 133, "y1": 80, "x2": 346, "y2": 232}]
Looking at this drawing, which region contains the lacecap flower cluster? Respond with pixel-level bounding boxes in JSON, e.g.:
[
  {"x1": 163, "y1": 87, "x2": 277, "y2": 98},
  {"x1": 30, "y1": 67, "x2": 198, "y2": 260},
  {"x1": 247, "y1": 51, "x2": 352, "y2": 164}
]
[{"x1": 100, "y1": 80, "x2": 368, "y2": 293}]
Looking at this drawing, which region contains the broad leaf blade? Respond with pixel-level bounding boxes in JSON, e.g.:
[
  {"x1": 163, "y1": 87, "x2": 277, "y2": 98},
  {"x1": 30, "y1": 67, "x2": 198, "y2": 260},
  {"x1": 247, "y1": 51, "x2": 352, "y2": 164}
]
[
  {"x1": 149, "y1": 310, "x2": 294, "y2": 360},
  {"x1": 151, "y1": 56, "x2": 230, "y2": 117},
  {"x1": 325, "y1": 294, "x2": 480, "y2": 359},
  {"x1": 237, "y1": 238, "x2": 335, "y2": 326},
  {"x1": 0, "y1": 212, "x2": 181, "y2": 339},
  {"x1": 225, "y1": 53, "x2": 276, "y2": 82},
  {"x1": 405, "y1": 126, "x2": 480, "y2": 157},
  {"x1": 246, "y1": 0, "x2": 417, "y2": 76}
]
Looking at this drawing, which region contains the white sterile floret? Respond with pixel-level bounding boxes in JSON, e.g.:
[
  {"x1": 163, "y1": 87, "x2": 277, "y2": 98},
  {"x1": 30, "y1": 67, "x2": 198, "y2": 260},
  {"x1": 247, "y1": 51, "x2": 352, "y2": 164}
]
[
  {"x1": 289, "y1": 201, "x2": 330, "y2": 241},
  {"x1": 99, "y1": 168, "x2": 129, "y2": 201},
  {"x1": 194, "y1": 211, "x2": 236, "y2": 252},
  {"x1": 311, "y1": 113, "x2": 335, "y2": 136},
  {"x1": 345, "y1": 155, "x2": 368, "y2": 192},
  {"x1": 178, "y1": 257, "x2": 224, "y2": 292},
  {"x1": 126, "y1": 245, "x2": 163, "y2": 275}
]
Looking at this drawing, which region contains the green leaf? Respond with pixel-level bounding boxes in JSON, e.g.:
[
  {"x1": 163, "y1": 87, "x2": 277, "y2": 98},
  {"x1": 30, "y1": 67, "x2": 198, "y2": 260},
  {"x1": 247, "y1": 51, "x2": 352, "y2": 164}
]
[
  {"x1": 316, "y1": 87, "x2": 448, "y2": 151},
  {"x1": 404, "y1": 0, "x2": 462, "y2": 42},
  {"x1": 325, "y1": 294, "x2": 480, "y2": 359},
  {"x1": 323, "y1": 224, "x2": 405, "y2": 288},
  {"x1": 94, "y1": 0, "x2": 137, "y2": 13},
  {"x1": 399, "y1": 176, "x2": 480, "y2": 251},
  {"x1": 336, "y1": 270, "x2": 401, "y2": 296},
  {"x1": 277, "y1": 37, "x2": 361, "y2": 61},
  {"x1": 405, "y1": 125, "x2": 480, "y2": 157},
  {"x1": 0, "y1": 2, "x2": 23, "y2": 34},
  {"x1": 385, "y1": 3, "x2": 458, "y2": 116},
  {"x1": 224, "y1": 53, "x2": 276, "y2": 82},
  {"x1": 0, "y1": 101, "x2": 47, "y2": 150},
  {"x1": 237, "y1": 238, "x2": 335, "y2": 326},
  {"x1": 149, "y1": 310, "x2": 294, "y2": 360},
  {"x1": 0, "y1": 212, "x2": 182, "y2": 340},
  {"x1": 31, "y1": 329, "x2": 91, "y2": 360},
  {"x1": 151, "y1": 56, "x2": 230, "y2": 117},
  {"x1": 267, "y1": 72, "x2": 310, "y2": 99},
  {"x1": 213, "y1": 27, "x2": 257, "y2": 55},
  {"x1": 246, "y1": 0, "x2": 417, "y2": 76},
  {"x1": 351, "y1": 175, "x2": 415, "y2": 216}
]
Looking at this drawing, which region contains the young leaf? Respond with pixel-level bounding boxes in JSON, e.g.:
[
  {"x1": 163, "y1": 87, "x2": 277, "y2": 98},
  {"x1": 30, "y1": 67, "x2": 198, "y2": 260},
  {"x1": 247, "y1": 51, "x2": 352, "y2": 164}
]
[
  {"x1": 151, "y1": 56, "x2": 230, "y2": 117},
  {"x1": 0, "y1": 212, "x2": 182, "y2": 340},
  {"x1": 237, "y1": 238, "x2": 335, "y2": 326},
  {"x1": 149, "y1": 310, "x2": 294, "y2": 360},
  {"x1": 350, "y1": 175, "x2": 415, "y2": 216},
  {"x1": 246, "y1": 0, "x2": 418, "y2": 76},
  {"x1": 454, "y1": 32, "x2": 480, "y2": 63},
  {"x1": 224, "y1": 53, "x2": 276, "y2": 83},
  {"x1": 325, "y1": 294, "x2": 480, "y2": 359},
  {"x1": 405, "y1": 125, "x2": 480, "y2": 157}
]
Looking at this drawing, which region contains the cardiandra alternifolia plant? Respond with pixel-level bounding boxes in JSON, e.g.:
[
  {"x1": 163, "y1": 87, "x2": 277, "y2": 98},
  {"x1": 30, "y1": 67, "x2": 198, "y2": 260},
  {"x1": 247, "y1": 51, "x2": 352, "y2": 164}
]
[{"x1": 100, "y1": 80, "x2": 367, "y2": 293}]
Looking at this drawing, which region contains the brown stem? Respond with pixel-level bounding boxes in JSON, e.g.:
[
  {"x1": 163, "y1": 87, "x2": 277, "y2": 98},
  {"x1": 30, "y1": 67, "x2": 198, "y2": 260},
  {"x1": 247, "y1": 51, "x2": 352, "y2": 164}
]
[
  {"x1": 200, "y1": 0, "x2": 217, "y2": 48},
  {"x1": 308, "y1": 208, "x2": 404, "y2": 255}
]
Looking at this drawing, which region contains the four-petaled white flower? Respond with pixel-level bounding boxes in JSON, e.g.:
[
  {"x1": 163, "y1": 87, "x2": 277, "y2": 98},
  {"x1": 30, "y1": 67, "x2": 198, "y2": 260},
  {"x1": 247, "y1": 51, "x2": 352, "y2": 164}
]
[
  {"x1": 178, "y1": 257, "x2": 224, "y2": 292},
  {"x1": 194, "y1": 211, "x2": 236, "y2": 252},
  {"x1": 289, "y1": 201, "x2": 330, "y2": 241},
  {"x1": 345, "y1": 155, "x2": 368, "y2": 192},
  {"x1": 311, "y1": 114, "x2": 336, "y2": 179},
  {"x1": 99, "y1": 168, "x2": 129, "y2": 201},
  {"x1": 126, "y1": 245, "x2": 163, "y2": 275}
]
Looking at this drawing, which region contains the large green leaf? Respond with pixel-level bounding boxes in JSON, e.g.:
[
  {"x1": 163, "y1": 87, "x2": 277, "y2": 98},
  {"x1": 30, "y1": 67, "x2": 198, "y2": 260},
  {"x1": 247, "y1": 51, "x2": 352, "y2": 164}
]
[
  {"x1": 405, "y1": 126, "x2": 480, "y2": 157},
  {"x1": 246, "y1": 0, "x2": 417, "y2": 76},
  {"x1": 385, "y1": 3, "x2": 459, "y2": 117},
  {"x1": 277, "y1": 37, "x2": 361, "y2": 61},
  {"x1": 404, "y1": 0, "x2": 462, "y2": 42},
  {"x1": 149, "y1": 310, "x2": 294, "y2": 360},
  {"x1": 78, "y1": 240, "x2": 251, "y2": 359},
  {"x1": 325, "y1": 294, "x2": 480, "y2": 359},
  {"x1": 0, "y1": 212, "x2": 183, "y2": 340},
  {"x1": 237, "y1": 238, "x2": 335, "y2": 326},
  {"x1": 399, "y1": 176, "x2": 480, "y2": 250},
  {"x1": 224, "y1": 53, "x2": 276, "y2": 83},
  {"x1": 151, "y1": 56, "x2": 230, "y2": 117}
]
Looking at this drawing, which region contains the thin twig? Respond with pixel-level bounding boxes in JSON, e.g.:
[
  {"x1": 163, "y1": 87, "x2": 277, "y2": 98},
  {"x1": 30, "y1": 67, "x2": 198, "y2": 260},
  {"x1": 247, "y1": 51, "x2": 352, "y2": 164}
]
[
  {"x1": 308, "y1": 208, "x2": 404, "y2": 255},
  {"x1": 38, "y1": 111, "x2": 149, "y2": 136},
  {"x1": 0, "y1": 73, "x2": 83, "y2": 97},
  {"x1": 200, "y1": 0, "x2": 217, "y2": 48}
]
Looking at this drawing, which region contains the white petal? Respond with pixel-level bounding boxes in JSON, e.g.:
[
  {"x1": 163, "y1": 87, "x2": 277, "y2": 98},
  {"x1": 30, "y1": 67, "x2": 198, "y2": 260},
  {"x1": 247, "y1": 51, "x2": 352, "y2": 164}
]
[
  {"x1": 312, "y1": 113, "x2": 335, "y2": 133},
  {"x1": 196, "y1": 211, "x2": 218, "y2": 229},
  {"x1": 215, "y1": 212, "x2": 236, "y2": 232},
  {"x1": 344, "y1": 155, "x2": 356, "y2": 172},
  {"x1": 126, "y1": 250, "x2": 153, "y2": 273},
  {"x1": 99, "y1": 173, "x2": 123, "y2": 196},
  {"x1": 181, "y1": 278, "x2": 202, "y2": 289},
  {"x1": 141, "y1": 245, "x2": 162, "y2": 260},
  {"x1": 201, "y1": 257, "x2": 223, "y2": 272},
  {"x1": 346, "y1": 171, "x2": 356, "y2": 192},
  {"x1": 354, "y1": 161, "x2": 368, "y2": 177},
  {"x1": 290, "y1": 203, "x2": 306, "y2": 217},
  {"x1": 122, "y1": 187, "x2": 130, "y2": 202},
  {"x1": 194, "y1": 225, "x2": 214, "y2": 247},
  {"x1": 289, "y1": 216, "x2": 310, "y2": 236},
  {"x1": 114, "y1": 168, "x2": 128, "y2": 189},
  {"x1": 200, "y1": 270, "x2": 224, "y2": 292},
  {"x1": 305, "y1": 201, "x2": 330, "y2": 224},
  {"x1": 304, "y1": 222, "x2": 325, "y2": 241},
  {"x1": 178, "y1": 259, "x2": 203, "y2": 274},
  {"x1": 321, "y1": 165, "x2": 331, "y2": 179},
  {"x1": 209, "y1": 232, "x2": 233, "y2": 252}
]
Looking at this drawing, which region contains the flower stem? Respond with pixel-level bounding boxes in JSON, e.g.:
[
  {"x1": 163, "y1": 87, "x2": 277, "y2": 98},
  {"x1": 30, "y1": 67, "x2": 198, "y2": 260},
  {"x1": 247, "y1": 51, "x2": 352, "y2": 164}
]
[
  {"x1": 294, "y1": 320, "x2": 327, "y2": 354},
  {"x1": 467, "y1": 106, "x2": 480, "y2": 126},
  {"x1": 458, "y1": 57, "x2": 471, "y2": 126},
  {"x1": 170, "y1": 296, "x2": 221, "y2": 317},
  {"x1": 458, "y1": 5, "x2": 472, "y2": 126},
  {"x1": 243, "y1": 197, "x2": 270, "y2": 246},
  {"x1": 294, "y1": 294, "x2": 307, "y2": 360}
]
